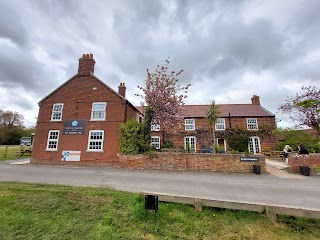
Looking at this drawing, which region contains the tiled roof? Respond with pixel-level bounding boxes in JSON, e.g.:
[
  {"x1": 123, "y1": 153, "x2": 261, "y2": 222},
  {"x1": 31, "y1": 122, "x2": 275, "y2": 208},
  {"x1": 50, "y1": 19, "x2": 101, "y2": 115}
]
[{"x1": 136, "y1": 104, "x2": 275, "y2": 118}]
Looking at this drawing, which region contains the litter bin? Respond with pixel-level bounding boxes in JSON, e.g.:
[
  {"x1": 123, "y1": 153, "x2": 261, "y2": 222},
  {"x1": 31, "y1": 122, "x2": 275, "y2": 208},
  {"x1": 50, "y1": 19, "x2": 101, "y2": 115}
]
[
  {"x1": 253, "y1": 165, "x2": 261, "y2": 174},
  {"x1": 145, "y1": 195, "x2": 158, "y2": 211},
  {"x1": 300, "y1": 166, "x2": 310, "y2": 176}
]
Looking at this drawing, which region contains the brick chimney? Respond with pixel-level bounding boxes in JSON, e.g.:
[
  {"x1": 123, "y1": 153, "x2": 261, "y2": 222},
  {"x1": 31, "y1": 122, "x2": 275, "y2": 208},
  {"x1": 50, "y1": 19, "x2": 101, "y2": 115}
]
[
  {"x1": 118, "y1": 82, "x2": 126, "y2": 98},
  {"x1": 78, "y1": 53, "x2": 95, "y2": 76},
  {"x1": 251, "y1": 95, "x2": 260, "y2": 105}
]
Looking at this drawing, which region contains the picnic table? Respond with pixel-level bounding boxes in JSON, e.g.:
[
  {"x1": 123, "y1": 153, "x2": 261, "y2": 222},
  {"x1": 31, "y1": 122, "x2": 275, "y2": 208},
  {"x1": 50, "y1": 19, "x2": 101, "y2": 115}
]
[{"x1": 16, "y1": 148, "x2": 32, "y2": 156}]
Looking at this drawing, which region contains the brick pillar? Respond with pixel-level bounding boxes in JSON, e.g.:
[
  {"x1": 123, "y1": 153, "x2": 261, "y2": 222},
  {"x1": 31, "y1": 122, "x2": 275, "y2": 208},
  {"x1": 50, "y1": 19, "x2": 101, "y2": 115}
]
[
  {"x1": 251, "y1": 95, "x2": 260, "y2": 105},
  {"x1": 78, "y1": 53, "x2": 95, "y2": 76},
  {"x1": 118, "y1": 83, "x2": 126, "y2": 98}
]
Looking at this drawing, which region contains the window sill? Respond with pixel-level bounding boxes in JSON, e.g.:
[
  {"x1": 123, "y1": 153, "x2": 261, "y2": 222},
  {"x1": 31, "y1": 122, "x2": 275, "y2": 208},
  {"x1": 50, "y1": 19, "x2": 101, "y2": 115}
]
[
  {"x1": 45, "y1": 149, "x2": 58, "y2": 151},
  {"x1": 50, "y1": 120, "x2": 62, "y2": 122},
  {"x1": 90, "y1": 119, "x2": 106, "y2": 122},
  {"x1": 86, "y1": 150, "x2": 104, "y2": 152}
]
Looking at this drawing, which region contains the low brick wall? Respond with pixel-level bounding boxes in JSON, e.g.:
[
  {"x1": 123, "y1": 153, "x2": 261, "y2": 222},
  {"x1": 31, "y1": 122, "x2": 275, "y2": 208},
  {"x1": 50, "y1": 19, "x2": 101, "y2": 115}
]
[
  {"x1": 119, "y1": 153, "x2": 266, "y2": 173},
  {"x1": 288, "y1": 154, "x2": 320, "y2": 174}
]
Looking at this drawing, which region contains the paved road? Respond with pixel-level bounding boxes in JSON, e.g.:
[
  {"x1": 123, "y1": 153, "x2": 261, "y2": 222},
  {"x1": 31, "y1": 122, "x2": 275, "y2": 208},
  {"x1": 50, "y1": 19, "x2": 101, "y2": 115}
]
[{"x1": 0, "y1": 161, "x2": 319, "y2": 210}]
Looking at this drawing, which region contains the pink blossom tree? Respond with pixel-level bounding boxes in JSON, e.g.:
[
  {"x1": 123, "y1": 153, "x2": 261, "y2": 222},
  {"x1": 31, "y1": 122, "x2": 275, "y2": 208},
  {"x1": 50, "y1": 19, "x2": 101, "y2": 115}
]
[
  {"x1": 137, "y1": 58, "x2": 191, "y2": 130},
  {"x1": 278, "y1": 86, "x2": 320, "y2": 133}
]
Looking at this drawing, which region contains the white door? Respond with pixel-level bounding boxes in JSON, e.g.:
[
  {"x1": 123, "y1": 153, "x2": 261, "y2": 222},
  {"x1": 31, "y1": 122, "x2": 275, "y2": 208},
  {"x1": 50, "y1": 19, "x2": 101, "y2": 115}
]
[
  {"x1": 248, "y1": 136, "x2": 260, "y2": 154},
  {"x1": 184, "y1": 136, "x2": 196, "y2": 152}
]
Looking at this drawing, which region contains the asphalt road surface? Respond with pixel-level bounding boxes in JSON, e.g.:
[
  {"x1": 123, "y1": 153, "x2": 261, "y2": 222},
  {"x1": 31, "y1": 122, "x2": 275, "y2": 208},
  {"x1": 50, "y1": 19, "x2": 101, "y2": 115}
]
[{"x1": 0, "y1": 161, "x2": 319, "y2": 210}]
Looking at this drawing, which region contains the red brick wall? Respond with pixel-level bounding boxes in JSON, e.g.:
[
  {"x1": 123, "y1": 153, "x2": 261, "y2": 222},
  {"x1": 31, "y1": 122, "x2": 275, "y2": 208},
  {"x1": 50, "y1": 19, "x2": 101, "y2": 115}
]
[
  {"x1": 155, "y1": 116, "x2": 277, "y2": 152},
  {"x1": 288, "y1": 154, "x2": 320, "y2": 174},
  {"x1": 119, "y1": 153, "x2": 266, "y2": 173},
  {"x1": 31, "y1": 74, "x2": 137, "y2": 164}
]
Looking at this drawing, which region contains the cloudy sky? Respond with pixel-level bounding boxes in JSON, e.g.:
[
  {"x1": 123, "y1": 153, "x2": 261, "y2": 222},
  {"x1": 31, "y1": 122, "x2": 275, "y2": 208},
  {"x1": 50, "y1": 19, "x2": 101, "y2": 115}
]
[{"x1": 0, "y1": 0, "x2": 319, "y2": 128}]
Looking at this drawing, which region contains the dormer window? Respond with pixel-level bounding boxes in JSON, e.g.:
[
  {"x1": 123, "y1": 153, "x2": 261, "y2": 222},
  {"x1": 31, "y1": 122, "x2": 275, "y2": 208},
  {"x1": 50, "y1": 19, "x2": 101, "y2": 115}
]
[
  {"x1": 151, "y1": 123, "x2": 160, "y2": 131},
  {"x1": 185, "y1": 119, "x2": 195, "y2": 130},
  {"x1": 247, "y1": 118, "x2": 258, "y2": 130},
  {"x1": 51, "y1": 103, "x2": 63, "y2": 121}
]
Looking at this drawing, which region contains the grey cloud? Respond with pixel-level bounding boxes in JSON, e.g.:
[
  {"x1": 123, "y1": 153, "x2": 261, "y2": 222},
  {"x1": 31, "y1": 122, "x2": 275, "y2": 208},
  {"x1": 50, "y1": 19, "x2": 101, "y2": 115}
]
[{"x1": 0, "y1": 2, "x2": 30, "y2": 48}]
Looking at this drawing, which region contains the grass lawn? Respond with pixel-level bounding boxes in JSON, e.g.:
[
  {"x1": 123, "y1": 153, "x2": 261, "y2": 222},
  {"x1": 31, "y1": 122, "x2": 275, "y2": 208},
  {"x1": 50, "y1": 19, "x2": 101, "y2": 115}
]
[
  {"x1": 0, "y1": 145, "x2": 32, "y2": 161},
  {"x1": 0, "y1": 182, "x2": 319, "y2": 239}
]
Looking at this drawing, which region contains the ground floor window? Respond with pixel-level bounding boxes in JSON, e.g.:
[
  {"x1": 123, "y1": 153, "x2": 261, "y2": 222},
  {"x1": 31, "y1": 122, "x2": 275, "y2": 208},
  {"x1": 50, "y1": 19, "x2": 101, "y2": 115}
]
[
  {"x1": 184, "y1": 136, "x2": 196, "y2": 152},
  {"x1": 248, "y1": 136, "x2": 260, "y2": 154},
  {"x1": 150, "y1": 136, "x2": 160, "y2": 149},
  {"x1": 46, "y1": 130, "x2": 59, "y2": 151},
  {"x1": 87, "y1": 130, "x2": 104, "y2": 151}
]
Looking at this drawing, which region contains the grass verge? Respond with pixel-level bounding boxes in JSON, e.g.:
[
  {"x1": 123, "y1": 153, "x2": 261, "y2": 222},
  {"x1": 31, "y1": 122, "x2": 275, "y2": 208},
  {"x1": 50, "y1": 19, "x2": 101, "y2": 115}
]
[
  {"x1": 0, "y1": 182, "x2": 319, "y2": 239},
  {"x1": 0, "y1": 145, "x2": 31, "y2": 161}
]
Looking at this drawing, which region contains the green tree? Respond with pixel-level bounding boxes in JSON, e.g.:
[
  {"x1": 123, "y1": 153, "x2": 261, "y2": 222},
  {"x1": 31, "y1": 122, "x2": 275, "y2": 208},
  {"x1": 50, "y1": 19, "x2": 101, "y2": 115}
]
[
  {"x1": 119, "y1": 118, "x2": 140, "y2": 154},
  {"x1": 119, "y1": 110, "x2": 152, "y2": 154},
  {"x1": 273, "y1": 128, "x2": 319, "y2": 153},
  {"x1": 205, "y1": 101, "x2": 220, "y2": 149},
  {"x1": 137, "y1": 107, "x2": 152, "y2": 152},
  {"x1": 0, "y1": 109, "x2": 25, "y2": 145},
  {"x1": 225, "y1": 130, "x2": 250, "y2": 153}
]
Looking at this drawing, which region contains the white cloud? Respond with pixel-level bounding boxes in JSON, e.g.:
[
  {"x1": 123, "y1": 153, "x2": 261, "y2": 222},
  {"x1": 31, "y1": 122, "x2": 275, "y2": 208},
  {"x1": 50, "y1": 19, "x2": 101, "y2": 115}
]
[{"x1": 0, "y1": 0, "x2": 319, "y2": 129}]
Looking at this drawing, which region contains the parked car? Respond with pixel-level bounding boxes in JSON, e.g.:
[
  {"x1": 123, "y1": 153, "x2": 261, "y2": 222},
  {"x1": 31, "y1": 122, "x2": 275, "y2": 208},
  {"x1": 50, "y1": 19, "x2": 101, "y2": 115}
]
[
  {"x1": 20, "y1": 137, "x2": 32, "y2": 146},
  {"x1": 201, "y1": 147, "x2": 214, "y2": 153}
]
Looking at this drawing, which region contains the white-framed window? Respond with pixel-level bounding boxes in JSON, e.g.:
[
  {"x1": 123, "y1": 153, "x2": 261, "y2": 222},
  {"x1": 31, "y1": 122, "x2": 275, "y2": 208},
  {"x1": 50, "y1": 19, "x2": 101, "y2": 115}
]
[
  {"x1": 217, "y1": 138, "x2": 227, "y2": 152},
  {"x1": 91, "y1": 102, "x2": 106, "y2": 121},
  {"x1": 215, "y1": 118, "x2": 226, "y2": 130},
  {"x1": 185, "y1": 119, "x2": 195, "y2": 130},
  {"x1": 248, "y1": 136, "x2": 261, "y2": 154},
  {"x1": 184, "y1": 136, "x2": 196, "y2": 152},
  {"x1": 247, "y1": 118, "x2": 258, "y2": 130},
  {"x1": 150, "y1": 136, "x2": 160, "y2": 149},
  {"x1": 151, "y1": 123, "x2": 160, "y2": 132},
  {"x1": 51, "y1": 103, "x2": 63, "y2": 121},
  {"x1": 46, "y1": 130, "x2": 59, "y2": 151},
  {"x1": 136, "y1": 114, "x2": 144, "y2": 124},
  {"x1": 87, "y1": 130, "x2": 104, "y2": 151}
]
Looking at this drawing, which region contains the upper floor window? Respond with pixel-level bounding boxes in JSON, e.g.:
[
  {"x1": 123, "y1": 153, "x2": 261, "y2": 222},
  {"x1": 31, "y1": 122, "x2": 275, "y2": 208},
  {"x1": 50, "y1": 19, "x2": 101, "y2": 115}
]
[
  {"x1": 185, "y1": 119, "x2": 195, "y2": 130},
  {"x1": 136, "y1": 114, "x2": 144, "y2": 124},
  {"x1": 91, "y1": 102, "x2": 106, "y2": 121},
  {"x1": 247, "y1": 118, "x2": 258, "y2": 130},
  {"x1": 51, "y1": 103, "x2": 63, "y2": 121},
  {"x1": 46, "y1": 130, "x2": 59, "y2": 151},
  {"x1": 151, "y1": 136, "x2": 160, "y2": 149},
  {"x1": 151, "y1": 123, "x2": 160, "y2": 132},
  {"x1": 215, "y1": 118, "x2": 226, "y2": 130},
  {"x1": 87, "y1": 130, "x2": 104, "y2": 151}
]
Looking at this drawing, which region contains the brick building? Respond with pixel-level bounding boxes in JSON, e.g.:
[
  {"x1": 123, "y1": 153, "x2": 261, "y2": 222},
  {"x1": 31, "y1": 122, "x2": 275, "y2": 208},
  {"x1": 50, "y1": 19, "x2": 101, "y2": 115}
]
[
  {"x1": 31, "y1": 54, "x2": 140, "y2": 164},
  {"x1": 145, "y1": 95, "x2": 278, "y2": 153}
]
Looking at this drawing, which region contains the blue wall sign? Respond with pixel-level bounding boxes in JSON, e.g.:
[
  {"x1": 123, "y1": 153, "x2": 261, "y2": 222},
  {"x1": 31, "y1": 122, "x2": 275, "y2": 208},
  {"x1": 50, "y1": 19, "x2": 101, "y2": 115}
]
[{"x1": 64, "y1": 120, "x2": 86, "y2": 135}]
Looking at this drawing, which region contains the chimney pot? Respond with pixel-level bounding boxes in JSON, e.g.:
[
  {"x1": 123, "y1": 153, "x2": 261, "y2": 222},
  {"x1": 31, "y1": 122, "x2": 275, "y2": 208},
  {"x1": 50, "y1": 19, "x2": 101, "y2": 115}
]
[
  {"x1": 251, "y1": 95, "x2": 260, "y2": 105},
  {"x1": 78, "y1": 53, "x2": 96, "y2": 76},
  {"x1": 118, "y1": 82, "x2": 126, "y2": 98}
]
